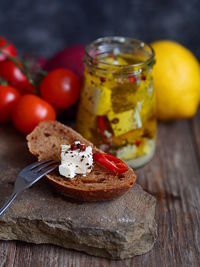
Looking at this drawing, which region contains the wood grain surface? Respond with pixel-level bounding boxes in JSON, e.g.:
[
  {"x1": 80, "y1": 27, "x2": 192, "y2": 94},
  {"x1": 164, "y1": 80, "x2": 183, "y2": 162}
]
[{"x1": 1, "y1": 110, "x2": 200, "y2": 267}]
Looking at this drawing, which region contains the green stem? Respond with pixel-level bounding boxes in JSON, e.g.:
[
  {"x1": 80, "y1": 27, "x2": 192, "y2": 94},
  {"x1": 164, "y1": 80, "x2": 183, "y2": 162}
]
[
  {"x1": 0, "y1": 46, "x2": 47, "y2": 94},
  {"x1": 0, "y1": 77, "x2": 8, "y2": 86}
]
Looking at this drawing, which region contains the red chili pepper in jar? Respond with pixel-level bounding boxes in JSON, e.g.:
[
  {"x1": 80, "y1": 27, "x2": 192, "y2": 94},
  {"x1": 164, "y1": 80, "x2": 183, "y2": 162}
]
[
  {"x1": 141, "y1": 74, "x2": 146, "y2": 80},
  {"x1": 135, "y1": 140, "x2": 141, "y2": 146},
  {"x1": 93, "y1": 152, "x2": 129, "y2": 174},
  {"x1": 97, "y1": 116, "x2": 111, "y2": 144},
  {"x1": 100, "y1": 76, "x2": 106, "y2": 83},
  {"x1": 128, "y1": 75, "x2": 137, "y2": 83}
]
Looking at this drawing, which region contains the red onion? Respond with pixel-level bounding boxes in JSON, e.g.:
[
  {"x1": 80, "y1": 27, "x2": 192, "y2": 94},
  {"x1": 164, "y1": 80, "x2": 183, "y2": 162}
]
[{"x1": 44, "y1": 45, "x2": 85, "y2": 79}]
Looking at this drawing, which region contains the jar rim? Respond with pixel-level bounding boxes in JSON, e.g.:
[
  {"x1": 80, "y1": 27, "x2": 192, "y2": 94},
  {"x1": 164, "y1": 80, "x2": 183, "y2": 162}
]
[{"x1": 85, "y1": 36, "x2": 155, "y2": 71}]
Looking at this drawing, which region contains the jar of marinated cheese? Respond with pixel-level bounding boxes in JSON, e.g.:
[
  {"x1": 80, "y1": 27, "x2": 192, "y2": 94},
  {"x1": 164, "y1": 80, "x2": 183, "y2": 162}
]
[{"x1": 76, "y1": 37, "x2": 156, "y2": 168}]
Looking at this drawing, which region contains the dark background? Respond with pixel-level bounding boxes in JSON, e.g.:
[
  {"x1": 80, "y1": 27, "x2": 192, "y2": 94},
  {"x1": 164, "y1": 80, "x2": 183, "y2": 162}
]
[{"x1": 0, "y1": 0, "x2": 199, "y2": 59}]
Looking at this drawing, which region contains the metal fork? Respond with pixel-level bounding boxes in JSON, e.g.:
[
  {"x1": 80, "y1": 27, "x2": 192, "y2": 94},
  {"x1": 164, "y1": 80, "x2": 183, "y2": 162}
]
[{"x1": 0, "y1": 160, "x2": 58, "y2": 217}]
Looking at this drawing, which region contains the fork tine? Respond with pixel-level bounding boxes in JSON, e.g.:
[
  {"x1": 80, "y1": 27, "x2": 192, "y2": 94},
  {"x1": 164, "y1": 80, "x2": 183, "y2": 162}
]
[
  {"x1": 34, "y1": 160, "x2": 57, "y2": 173},
  {"x1": 38, "y1": 164, "x2": 58, "y2": 176},
  {"x1": 29, "y1": 160, "x2": 53, "y2": 170},
  {"x1": 20, "y1": 160, "x2": 53, "y2": 173}
]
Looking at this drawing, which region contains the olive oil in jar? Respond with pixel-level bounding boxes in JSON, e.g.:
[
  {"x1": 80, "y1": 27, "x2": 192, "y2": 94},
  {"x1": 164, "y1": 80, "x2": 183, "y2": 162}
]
[{"x1": 76, "y1": 37, "x2": 156, "y2": 168}]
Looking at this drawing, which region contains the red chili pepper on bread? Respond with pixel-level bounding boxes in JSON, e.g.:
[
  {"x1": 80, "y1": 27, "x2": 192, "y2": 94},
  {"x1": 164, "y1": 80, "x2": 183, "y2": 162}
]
[{"x1": 93, "y1": 152, "x2": 129, "y2": 174}]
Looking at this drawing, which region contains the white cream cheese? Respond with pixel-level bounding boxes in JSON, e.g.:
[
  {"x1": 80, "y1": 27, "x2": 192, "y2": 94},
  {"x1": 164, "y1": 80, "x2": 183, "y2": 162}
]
[{"x1": 59, "y1": 141, "x2": 93, "y2": 179}]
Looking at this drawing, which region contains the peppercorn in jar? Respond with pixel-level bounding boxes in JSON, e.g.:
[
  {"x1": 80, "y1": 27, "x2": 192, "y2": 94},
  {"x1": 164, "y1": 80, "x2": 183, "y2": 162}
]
[{"x1": 76, "y1": 37, "x2": 156, "y2": 168}]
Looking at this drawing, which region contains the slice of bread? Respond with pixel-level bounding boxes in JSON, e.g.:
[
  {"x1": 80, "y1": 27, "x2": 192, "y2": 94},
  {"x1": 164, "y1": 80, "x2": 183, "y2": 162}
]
[{"x1": 27, "y1": 121, "x2": 136, "y2": 202}]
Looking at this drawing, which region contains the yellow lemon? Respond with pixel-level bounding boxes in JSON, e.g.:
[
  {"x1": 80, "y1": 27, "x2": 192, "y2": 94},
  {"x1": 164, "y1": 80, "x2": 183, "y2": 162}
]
[{"x1": 151, "y1": 40, "x2": 200, "y2": 120}]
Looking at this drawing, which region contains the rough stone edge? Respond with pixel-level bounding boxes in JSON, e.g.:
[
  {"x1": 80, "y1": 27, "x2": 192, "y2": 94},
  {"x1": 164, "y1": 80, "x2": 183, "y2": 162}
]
[{"x1": 0, "y1": 204, "x2": 157, "y2": 260}]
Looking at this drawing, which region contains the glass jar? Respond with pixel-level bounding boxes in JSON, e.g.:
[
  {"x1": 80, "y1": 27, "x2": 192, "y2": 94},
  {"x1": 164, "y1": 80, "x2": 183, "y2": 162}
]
[{"x1": 76, "y1": 37, "x2": 156, "y2": 168}]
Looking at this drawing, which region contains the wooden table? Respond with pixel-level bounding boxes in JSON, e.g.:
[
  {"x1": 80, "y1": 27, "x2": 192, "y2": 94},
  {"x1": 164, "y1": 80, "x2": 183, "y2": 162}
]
[{"x1": 0, "y1": 111, "x2": 200, "y2": 267}]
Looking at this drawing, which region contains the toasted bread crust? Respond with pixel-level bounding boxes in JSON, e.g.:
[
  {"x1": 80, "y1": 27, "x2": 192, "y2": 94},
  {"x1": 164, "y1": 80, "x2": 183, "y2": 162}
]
[{"x1": 27, "y1": 121, "x2": 136, "y2": 201}]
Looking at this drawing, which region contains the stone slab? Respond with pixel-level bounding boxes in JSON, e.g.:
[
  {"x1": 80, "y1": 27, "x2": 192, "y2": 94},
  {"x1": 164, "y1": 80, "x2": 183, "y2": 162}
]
[{"x1": 0, "y1": 125, "x2": 157, "y2": 259}]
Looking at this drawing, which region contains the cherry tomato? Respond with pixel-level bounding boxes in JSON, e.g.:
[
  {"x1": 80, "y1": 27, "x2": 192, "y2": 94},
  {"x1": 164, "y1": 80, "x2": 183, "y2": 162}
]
[
  {"x1": 0, "y1": 85, "x2": 20, "y2": 123},
  {"x1": 0, "y1": 59, "x2": 35, "y2": 94},
  {"x1": 0, "y1": 37, "x2": 17, "y2": 61},
  {"x1": 93, "y1": 153, "x2": 129, "y2": 174},
  {"x1": 12, "y1": 94, "x2": 56, "y2": 134},
  {"x1": 40, "y1": 68, "x2": 81, "y2": 109}
]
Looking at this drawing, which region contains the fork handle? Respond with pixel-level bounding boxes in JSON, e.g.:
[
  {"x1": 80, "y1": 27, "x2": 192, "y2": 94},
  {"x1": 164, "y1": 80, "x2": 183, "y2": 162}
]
[{"x1": 0, "y1": 192, "x2": 17, "y2": 217}]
